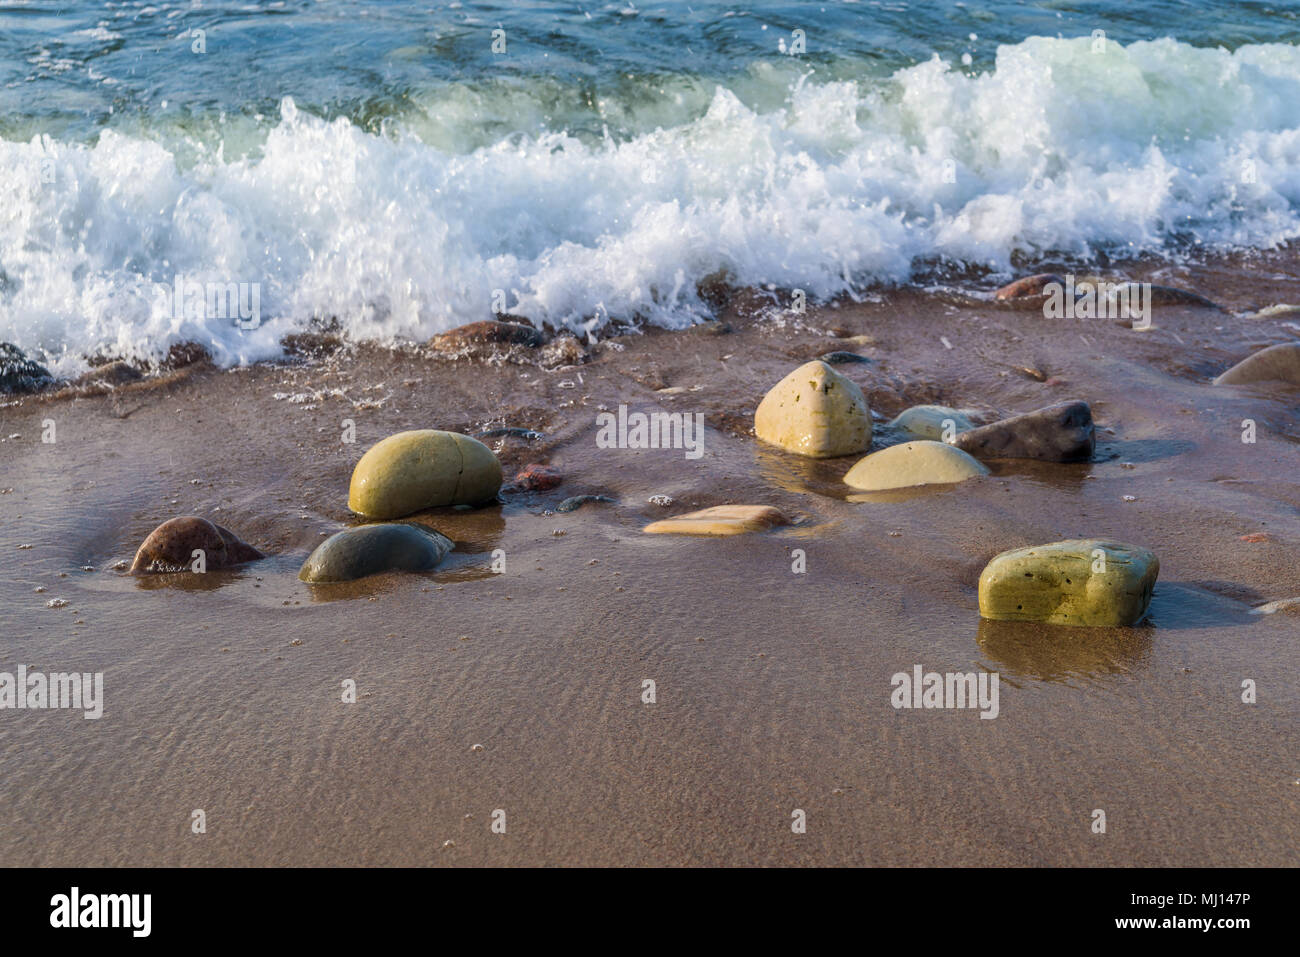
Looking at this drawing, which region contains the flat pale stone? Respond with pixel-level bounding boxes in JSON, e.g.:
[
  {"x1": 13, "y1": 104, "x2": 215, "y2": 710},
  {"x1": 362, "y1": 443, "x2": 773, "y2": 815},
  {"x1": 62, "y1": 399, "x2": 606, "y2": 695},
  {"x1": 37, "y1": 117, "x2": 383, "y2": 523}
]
[
  {"x1": 643, "y1": 505, "x2": 790, "y2": 536},
  {"x1": 754, "y1": 360, "x2": 872, "y2": 458},
  {"x1": 349, "y1": 430, "x2": 502, "y2": 519},
  {"x1": 978, "y1": 539, "x2": 1159, "y2": 627},
  {"x1": 843, "y1": 440, "x2": 989, "y2": 491},
  {"x1": 299, "y1": 523, "x2": 453, "y2": 582},
  {"x1": 1213, "y1": 342, "x2": 1300, "y2": 387},
  {"x1": 888, "y1": 405, "x2": 974, "y2": 441},
  {"x1": 952, "y1": 400, "x2": 1095, "y2": 462}
]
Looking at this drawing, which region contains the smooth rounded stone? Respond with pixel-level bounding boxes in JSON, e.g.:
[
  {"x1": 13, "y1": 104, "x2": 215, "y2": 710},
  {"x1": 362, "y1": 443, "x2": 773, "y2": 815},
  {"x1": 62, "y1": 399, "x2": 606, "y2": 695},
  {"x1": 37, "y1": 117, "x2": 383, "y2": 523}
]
[
  {"x1": 951, "y1": 400, "x2": 1095, "y2": 462},
  {"x1": 131, "y1": 516, "x2": 263, "y2": 573},
  {"x1": 299, "y1": 524, "x2": 453, "y2": 583},
  {"x1": 1212, "y1": 342, "x2": 1300, "y2": 388},
  {"x1": 1110, "y1": 283, "x2": 1220, "y2": 309},
  {"x1": 978, "y1": 539, "x2": 1160, "y2": 627},
  {"x1": 348, "y1": 430, "x2": 503, "y2": 519},
  {"x1": 0, "y1": 342, "x2": 53, "y2": 394},
  {"x1": 994, "y1": 273, "x2": 1065, "y2": 302},
  {"x1": 888, "y1": 405, "x2": 975, "y2": 441},
  {"x1": 643, "y1": 505, "x2": 790, "y2": 536},
  {"x1": 843, "y1": 440, "x2": 989, "y2": 491},
  {"x1": 754, "y1": 360, "x2": 872, "y2": 458}
]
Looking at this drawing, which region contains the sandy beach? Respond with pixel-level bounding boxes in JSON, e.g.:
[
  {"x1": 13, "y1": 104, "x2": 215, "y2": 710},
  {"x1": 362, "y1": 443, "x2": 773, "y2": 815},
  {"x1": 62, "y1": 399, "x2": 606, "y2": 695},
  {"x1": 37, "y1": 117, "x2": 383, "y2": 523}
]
[{"x1": 2, "y1": 250, "x2": 1297, "y2": 866}]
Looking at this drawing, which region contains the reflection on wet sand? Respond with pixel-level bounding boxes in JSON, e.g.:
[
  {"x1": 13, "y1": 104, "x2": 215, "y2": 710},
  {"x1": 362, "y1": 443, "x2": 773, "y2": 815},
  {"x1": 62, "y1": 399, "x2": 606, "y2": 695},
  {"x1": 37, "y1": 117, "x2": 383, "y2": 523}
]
[{"x1": 976, "y1": 617, "x2": 1154, "y2": 683}]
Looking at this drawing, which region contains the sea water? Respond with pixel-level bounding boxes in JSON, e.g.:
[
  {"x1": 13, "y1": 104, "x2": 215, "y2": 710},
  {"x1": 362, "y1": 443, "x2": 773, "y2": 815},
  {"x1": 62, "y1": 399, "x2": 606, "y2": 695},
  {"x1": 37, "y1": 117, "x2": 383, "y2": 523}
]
[{"x1": 2, "y1": 0, "x2": 1299, "y2": 372}]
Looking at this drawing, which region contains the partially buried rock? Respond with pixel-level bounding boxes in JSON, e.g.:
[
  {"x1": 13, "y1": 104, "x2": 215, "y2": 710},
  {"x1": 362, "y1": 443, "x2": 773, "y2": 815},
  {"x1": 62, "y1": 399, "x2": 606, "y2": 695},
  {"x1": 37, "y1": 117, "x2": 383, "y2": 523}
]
[
  {"x1": 843, "y1": 440, "x2": 989, "y2": 491},
  {"x1": 888, "y1": 404, "x2": 974, "y2": 441},
  {"x1": 131, "y1": 517, "x2": 263, "y2": 572},
  {"x1": 75, "y1": 360, "x2": 143, "y2": 388},
  {"x1": 754, "y1": 360, "x2": 872, "y2": 458},
  {"x1": 513, "y1": 463, "x2": 562, "y2": 491},
  {"x1": 818, "y1": 350, "x2": 874, "y2": 365},
  {"x1": 952, "y1": 400, "x2": 1095, "y2": 462},
  {"x1": 978, "y1": 539, "x2": 1159, "y2": 627},
  {"x1": 1, "y1": 343, "x2": 53, "y2": 394},
  {"x1": 349, "y1": 430, "x2": 503, "y2": 519},
  {"x1": 429, "y1": 319, "x2": 544, "y2": 353},
  {"x1": 644, "y1": 505, "x2": 790, "y2": 536},
  {"x1": 556, "y1": 494, "x2": 614, "y2": 513},
  {"x1": 299, "y1": 523, "x2": 453, "y2": 583},
  {"x1": 994, "y1": 273, "x2": 1065, "y2": 304},
  {"x1": 1212, "y1": 342, "x2": 1300, "y2": 388}
]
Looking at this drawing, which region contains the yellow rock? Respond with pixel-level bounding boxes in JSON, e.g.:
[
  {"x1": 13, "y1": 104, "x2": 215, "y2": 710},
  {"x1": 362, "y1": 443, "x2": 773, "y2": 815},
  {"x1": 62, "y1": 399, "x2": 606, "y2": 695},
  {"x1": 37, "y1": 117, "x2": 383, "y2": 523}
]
[
  {"x1": 643, "y1": 505, "x2": 790, "y2": 536},
  {"x1": 348, "y1": 430, "x2": 502, "y2": 519},
  {"x1": 843, "y1": 440, "x2": 989, "y2": 491},
  {"x1": 978, "y1": 540, "x2": 1159, "y2": 626},
  {"x1": 754, "y1": 360, "x2": 872, "y2": 457}
]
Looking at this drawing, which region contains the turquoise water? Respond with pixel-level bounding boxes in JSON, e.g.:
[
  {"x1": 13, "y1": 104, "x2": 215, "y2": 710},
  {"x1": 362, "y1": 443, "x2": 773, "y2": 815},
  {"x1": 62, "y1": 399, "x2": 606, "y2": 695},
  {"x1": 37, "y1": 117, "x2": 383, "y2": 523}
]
[
  {"x1": 3, "y1": 1, "x2": 1300, "y2": 368},
  {"x1": 3, "y1": 1, "x2": 1297, "y2": 144}
]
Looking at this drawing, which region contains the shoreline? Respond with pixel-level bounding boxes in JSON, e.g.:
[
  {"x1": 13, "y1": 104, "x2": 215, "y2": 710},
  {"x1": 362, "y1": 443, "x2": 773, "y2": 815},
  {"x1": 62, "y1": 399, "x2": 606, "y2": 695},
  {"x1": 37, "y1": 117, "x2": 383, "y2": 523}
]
[{"x1": 1, "y1": 259, "x2": 1297, "y2": 866}]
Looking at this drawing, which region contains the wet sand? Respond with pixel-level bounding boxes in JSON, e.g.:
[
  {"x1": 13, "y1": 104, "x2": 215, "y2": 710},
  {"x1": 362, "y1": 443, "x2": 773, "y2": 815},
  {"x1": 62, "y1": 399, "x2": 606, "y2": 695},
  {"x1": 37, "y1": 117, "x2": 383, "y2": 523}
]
[{"x1": 1, "y1": 252, "x2": 1298, "y2": 866}]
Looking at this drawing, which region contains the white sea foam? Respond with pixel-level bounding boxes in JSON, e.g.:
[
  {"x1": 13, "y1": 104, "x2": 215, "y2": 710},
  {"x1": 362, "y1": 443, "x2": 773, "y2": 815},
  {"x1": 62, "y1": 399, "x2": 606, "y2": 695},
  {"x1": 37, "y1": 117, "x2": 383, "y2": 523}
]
[{"x1": 4, "y1": 36, "x2": 1300, "y2": 372}]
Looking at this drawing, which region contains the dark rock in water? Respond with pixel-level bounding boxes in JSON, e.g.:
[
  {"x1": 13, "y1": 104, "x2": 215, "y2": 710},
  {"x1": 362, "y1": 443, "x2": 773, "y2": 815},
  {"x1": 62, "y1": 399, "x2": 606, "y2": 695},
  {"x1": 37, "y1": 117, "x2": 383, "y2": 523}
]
[
  {"x1": 952, "y1": 400, "x2": 1095, "y2": 462},
  {"x1": 1213, "y1": 342, "x2": 1300, "y2": 388},
  {"x1": 476, "y1": 427, "x2": 544, "y2": 441},
  {"x1": 430, "y1": 320, "x2": 544, "y2": 352},
  {"x1": 556, "y1": 494, "x2": 614, "y2": 513},
  {"x1": 75, "y1": 360, "x2": 143, "y2": 388},
  {"x1": 281, "y1": 332, "x2": 345, "y2": 358},
  {"x1": 131, "y1": 517, "x2": 263, "y2": 573},
  {"x1": 696, "y1": 270, "x2": 735, "y2": 310},
  {"x1": 0, "y1": 343, "x2": 53, "y2": 394},
  {"x1": 513, "y1": 463, "x2": 562, "y2": 491},
  {"x1": 161, "y1": 341, "x2": 213, "y2": 369},
  {"x1": 818, "y1": 350, "x2": 875, "y2": 365},
  {"x1": 994, "y1": 273, "x2": 1065, "y2": 302},
  {"x1": 1134, "y1": 284, "x2": 1221, "y2": 309},
  {"x1": 299, "y1": 523, "x2": 453, "y2": 583}
]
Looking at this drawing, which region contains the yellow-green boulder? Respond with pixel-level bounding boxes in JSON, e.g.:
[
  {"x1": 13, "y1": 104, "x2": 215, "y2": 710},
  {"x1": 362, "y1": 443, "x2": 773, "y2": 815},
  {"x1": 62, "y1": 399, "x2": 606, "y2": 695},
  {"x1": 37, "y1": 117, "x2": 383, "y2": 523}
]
[
  {"x1": 348, "y1": 430, "x2": 502, "y2": 519},
  {"x1": 978, "y1": 539, "x2": 1159, "y2": 627}
]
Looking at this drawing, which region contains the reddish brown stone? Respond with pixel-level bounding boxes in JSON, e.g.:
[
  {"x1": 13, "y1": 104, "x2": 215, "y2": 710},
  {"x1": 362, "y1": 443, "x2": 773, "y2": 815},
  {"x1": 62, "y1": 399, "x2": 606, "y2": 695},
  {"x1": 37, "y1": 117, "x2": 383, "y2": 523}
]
[
  {"x1": 513, "y1": 464, "x2": 562, "y2": 491},
  {"x1": 131, "y1": 516, "x2": 263, "y2": 573},
  {"x1": 994, "y1": 273, "x2": 1066, "y2": 301}
]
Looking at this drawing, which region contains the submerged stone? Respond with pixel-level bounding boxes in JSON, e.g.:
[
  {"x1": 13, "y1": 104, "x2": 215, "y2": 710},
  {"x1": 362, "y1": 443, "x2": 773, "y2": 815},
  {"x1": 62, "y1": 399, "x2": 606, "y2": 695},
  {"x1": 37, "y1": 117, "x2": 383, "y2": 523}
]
[
  {"x1": 888, "y1": 405, "x2": 975, "y2": 441},
  {"x1": 1212, "y1": 342, "x2": 1300, "y2": 388},
  {"x1": 299, "y1": 523, "x2": 453, "y2": 583},
  {"x1": 348, "y1": 430, "x2": 502, "y2": 519},
  {"x1": 978, "y1": 539, "x2": 1159, "y2": 627},
  {"x1": 843, "y1": 440, "x2": 989, "y2": 491},
  {"x1": 952, "y1": 400, "x2": 1095, "y2": 462},
  {"x1": 643, "y1": 505, "x2": 790, "y2": 536},
  {"x1": 131, "y1": 516, "x2": 263, "y2": 573},
  {"x1": 556, "y1": 494, "x2": 614, "y2": 512},
  {"x1": 754, "y1": 360, "x2": 872, "y2": 458}
]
